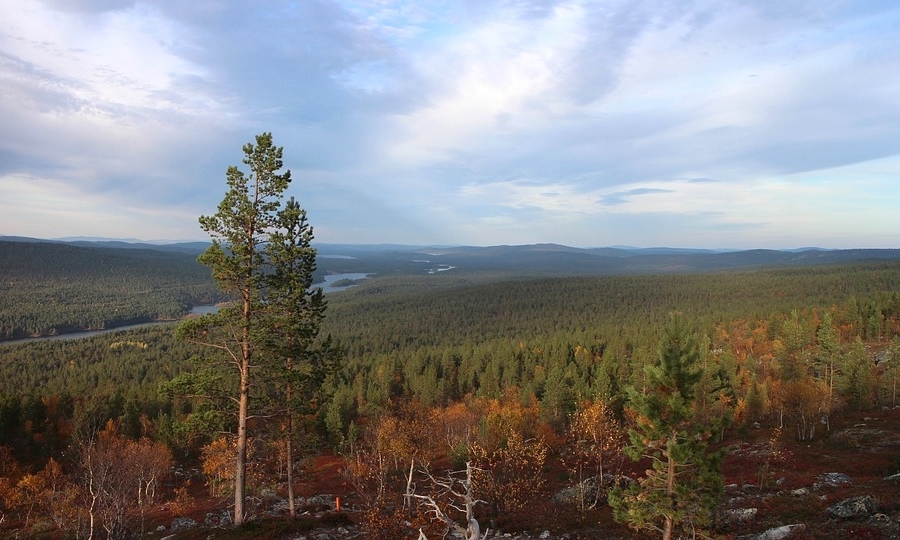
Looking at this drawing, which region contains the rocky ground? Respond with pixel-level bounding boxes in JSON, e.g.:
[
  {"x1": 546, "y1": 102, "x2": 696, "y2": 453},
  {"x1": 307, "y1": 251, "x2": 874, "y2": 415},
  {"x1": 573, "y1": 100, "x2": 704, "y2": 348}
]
[{"x1": 145, "y1": 408, "x2": 900, "y2": 540}]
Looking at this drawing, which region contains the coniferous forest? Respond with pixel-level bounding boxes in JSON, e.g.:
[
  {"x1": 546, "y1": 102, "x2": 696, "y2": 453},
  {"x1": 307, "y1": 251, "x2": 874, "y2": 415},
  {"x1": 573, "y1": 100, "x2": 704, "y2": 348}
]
[
  {"x1": 0, "y1": 241, "x2": 226, "y2": 340},
  {"x1": 2, "y1": 238, "x2": 900, "y2": 538}
]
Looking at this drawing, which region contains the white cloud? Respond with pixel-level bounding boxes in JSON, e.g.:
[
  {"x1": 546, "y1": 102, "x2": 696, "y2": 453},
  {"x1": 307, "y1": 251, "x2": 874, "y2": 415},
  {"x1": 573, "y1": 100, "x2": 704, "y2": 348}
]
[{"x1": 1, "y1": 0, "x2": 899, "y2": 248}]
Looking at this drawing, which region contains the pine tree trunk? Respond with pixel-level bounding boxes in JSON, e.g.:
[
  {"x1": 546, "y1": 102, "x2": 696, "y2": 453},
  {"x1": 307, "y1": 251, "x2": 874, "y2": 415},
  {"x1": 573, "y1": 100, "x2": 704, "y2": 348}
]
[
  {"x1": 234, "y1": 209, "x2": 255, "y2": 528},
  {"x1": 287, "y1": 380, "x2": 296, "y2": 517},
  {"x1": 663, "y1": 445, "x2": 675, "y2": 540},
  {"x1": 234, "y1": 352, "x2": 250, "y2": 526}
]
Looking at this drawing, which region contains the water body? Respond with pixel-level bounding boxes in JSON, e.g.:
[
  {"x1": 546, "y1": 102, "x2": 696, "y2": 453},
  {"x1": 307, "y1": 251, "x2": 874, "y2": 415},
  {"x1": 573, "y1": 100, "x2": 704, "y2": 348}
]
[
  {"x1": 0, "y1": 274, "x2": 371, "y2": 346},
  {"x1": 0, "y1": 275, "x2": 369, "y2": 346},
  {"x1": 0, "y1": 304, "x2": 221, "y2": 347},
  {"x1": 0, "y1": 320, "x2": 174, "y2": 346},
  {"x1": 320, "y1": 273, "x2": 372, "y2": 293},
  {"x1": 190, "y1": 305, "x2": 220, "y2": 316}
]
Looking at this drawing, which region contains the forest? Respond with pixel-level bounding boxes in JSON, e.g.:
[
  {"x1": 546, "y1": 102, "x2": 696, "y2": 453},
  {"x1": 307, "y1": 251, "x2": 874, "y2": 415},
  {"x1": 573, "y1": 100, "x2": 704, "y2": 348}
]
[
  {"x1": 1, "y1": 236, "x2": 900, "y2": 538},
  {"x1": 0, "y1": 241, "x2": 226, "y2": 340}
]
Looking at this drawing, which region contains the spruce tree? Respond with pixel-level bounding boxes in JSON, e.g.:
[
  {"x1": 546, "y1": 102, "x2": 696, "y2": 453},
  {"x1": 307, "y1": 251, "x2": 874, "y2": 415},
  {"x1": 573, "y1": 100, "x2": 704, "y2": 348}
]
[{"x1": 609, "y1": 314, "x2": 727, "y2": 540}]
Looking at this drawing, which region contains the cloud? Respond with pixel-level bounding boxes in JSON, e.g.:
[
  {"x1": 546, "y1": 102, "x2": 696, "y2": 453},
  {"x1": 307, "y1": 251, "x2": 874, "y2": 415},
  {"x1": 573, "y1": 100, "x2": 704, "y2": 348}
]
[
  {"x1": 601, "y1": 188, "x2": 675, "y2": 206},
  {"x1": 39, "y1": 0, "x2": 136, "y2": 14},
  {"x1": 0, "y1": 0, "x2": 899, "y2": 248}
]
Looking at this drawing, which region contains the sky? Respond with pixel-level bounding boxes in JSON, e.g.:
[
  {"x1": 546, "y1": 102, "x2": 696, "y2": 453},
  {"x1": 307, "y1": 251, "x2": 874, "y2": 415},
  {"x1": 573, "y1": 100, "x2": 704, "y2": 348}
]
[{"x1": 1, "y1": 0, "x2": 899, "y2": 249}]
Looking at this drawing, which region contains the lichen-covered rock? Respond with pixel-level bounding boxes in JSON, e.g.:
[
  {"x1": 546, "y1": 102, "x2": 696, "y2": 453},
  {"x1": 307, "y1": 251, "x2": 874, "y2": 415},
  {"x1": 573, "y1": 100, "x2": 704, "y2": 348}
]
[
  {"x1": 724, "y1": 507, "x2": 758, "y2": 524},
  {"x1": 751, "y1": 523, "x2": 806, "y2": 540},
  {"x1": 552, "y1": 476, "x2": 600, "y2": 506},
  {"x1": 169, "y1": 516, "x2": 197, "y2": 531},
  {"x1": 813, "y1": 472, "x2": 852, "y2": 489},
  {"x1": 205, "y1": 509, "x2": 232, "y2": 526},
  {"x1": 826, "y1": 495, "x2": 877, "y2": 519}
]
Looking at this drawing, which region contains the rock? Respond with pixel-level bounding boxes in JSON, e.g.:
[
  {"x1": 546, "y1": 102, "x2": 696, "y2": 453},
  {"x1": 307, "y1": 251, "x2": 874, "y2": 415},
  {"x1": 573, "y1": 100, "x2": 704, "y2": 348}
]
[
  {"x1": 304, "y1": 494, "x2": 333, "y2": 507},
  {"x1": 204, "y1": 510, "x2": 232, "y2": 526},
  {"x1": 752, "y1": 523, "x2": 806, "y2": 540},
  {"x1": 540, "y1": 531, "x2": 551, "y2": 539},
  {"x1": 552, "y1": 476, "x2": 600, "y2": 506},
  {"x1": 813, "y1": 472, "x2": 852, "y2": 489},
  {"x1": 156, "y1": 525, "x2": 166, "y2": 532},
  {"x1": 885, "y1": 473, "x2": 900, "y2": 482},
  {"x1": 790, "y1": 487, "x2": 809, "y2": 497},
  {"x1": 170, "y1": 516, "x2": 197, "y2": 531},
  {"x1": 724, "y1": 507, "x2": 758, "y2": 524},
  {"x1": 270, "y1": 497, "x2": 291, "y2": 514},
  {"x1": 826, "y1": 495, "x2": 877, "y2": 519}
]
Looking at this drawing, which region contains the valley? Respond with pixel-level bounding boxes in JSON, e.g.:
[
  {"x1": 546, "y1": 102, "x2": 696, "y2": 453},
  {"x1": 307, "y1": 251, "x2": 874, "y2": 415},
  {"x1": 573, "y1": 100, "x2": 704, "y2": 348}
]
[{"x1": 0, "y1": 238, "x2": 899, "y2": 539}]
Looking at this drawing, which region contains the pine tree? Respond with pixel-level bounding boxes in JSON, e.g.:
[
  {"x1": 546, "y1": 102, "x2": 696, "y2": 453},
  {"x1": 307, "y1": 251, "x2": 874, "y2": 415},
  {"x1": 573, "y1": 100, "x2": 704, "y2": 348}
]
[
  {"x1": 262, "y1": 196, "x2": 338, "y2": 516},
  {"x1": 744, "y1": 373, "x2": 767, "y2": 423},
  {"x1": 609, "y1": 314, "x2": 727, "y2": 540},
  {"x1": 176, "y1": 133, "x2": 292, "y2": 526},
  {"x1": 883, "y1": 337, "x2": 900, "y2": 407},
  {"x1": 842, "y1": 337, "x2": 875, "y2": 411},
  {"x1": 815, "y1": 310, "x2": 841, "y2": 428}
]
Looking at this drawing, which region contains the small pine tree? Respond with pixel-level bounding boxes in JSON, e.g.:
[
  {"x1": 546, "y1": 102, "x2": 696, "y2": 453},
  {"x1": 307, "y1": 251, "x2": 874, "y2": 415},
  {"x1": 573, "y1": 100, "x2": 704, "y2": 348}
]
[
  {"x1": 842, "y1": 337, "x2": 875, "y2": 411},
  {"x1": 744, "y1": 373, "x2": 767, "y2": 423},
  {"x1": 609, "y1": 314, "x2": 727, "y2": 540}
]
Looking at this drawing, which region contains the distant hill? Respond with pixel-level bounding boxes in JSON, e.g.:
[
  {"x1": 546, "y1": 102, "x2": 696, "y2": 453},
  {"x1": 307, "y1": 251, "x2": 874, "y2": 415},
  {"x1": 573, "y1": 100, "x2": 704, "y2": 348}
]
[
  {"x1": 0, "y1": 235, "x2": 211, "y2": 255},
  {"x1": 3, "y1": 236, "x2": 900, "y2": 341},
  {"x1": 0, "y1": 240, "x2": 224, "y2": 340},
  {"x1": 62, "y1": 240, "x2": 212, "y2": 255},
  {"x1": 314, "y1": 243, "x2": 900, "y2": 277},
  {"x1": 6, "y1": 235, "x2": 900, "y2": 278}
]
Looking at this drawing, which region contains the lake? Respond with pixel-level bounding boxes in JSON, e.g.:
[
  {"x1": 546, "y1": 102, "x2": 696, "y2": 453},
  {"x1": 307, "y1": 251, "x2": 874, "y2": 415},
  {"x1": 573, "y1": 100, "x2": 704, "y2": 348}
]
[{"x1": 320, "y1": 273, "x2": 372, "y2": 293}]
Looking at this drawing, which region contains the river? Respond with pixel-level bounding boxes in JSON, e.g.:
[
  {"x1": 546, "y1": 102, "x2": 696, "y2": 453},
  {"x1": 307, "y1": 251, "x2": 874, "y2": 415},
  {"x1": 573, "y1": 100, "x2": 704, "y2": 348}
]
[
  {"x1": 0, "y1": 305, "x2": 219, "y2": 346},
  {"x1": 0, "y1": 321, "x2": 175, "y2": 346},
  {"x1": 0, "y1": 273, "x2": 372, "y2": 346}
]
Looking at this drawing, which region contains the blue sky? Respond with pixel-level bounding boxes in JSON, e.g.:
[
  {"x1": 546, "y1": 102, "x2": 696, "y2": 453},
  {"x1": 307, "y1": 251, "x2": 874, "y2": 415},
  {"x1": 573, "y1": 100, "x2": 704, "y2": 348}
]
[{"x1": 1, "y1": 0, "x2": 899, "y2": 249}]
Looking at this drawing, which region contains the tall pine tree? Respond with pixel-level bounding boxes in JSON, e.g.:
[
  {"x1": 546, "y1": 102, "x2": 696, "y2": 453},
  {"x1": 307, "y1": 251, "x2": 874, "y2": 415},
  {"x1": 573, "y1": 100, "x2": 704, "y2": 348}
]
[
  {"x1": 177, "y1": 133, "x2": 293, "y2": 526},
  {"x1": 262, "y1": 196, "x2": 338, "y2": 517}
]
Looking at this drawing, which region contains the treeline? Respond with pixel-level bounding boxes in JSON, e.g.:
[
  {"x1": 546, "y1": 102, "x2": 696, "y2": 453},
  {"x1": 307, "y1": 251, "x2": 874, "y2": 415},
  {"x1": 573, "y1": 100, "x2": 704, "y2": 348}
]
[
  {"x1": 0, "y1": 325, "x2": 196, "y2": 398},
  {"x1": 0, "y1": 241, "x2": 226, "y2": 339}
]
